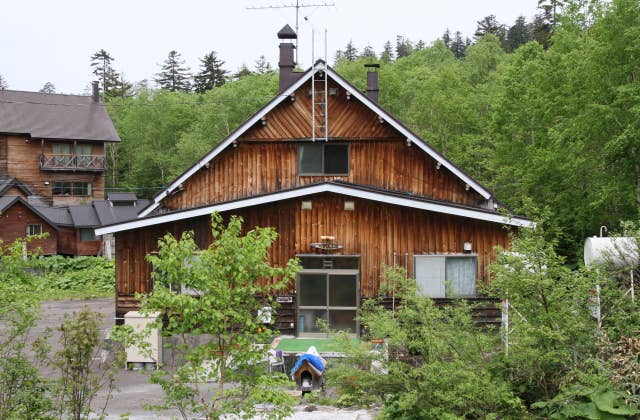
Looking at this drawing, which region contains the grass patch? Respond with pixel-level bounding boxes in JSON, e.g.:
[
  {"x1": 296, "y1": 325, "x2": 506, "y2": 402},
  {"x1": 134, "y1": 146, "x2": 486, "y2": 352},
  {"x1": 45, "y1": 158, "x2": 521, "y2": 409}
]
[{"x1": 275, "y1": 338, "x2": 361, "y2": 353}]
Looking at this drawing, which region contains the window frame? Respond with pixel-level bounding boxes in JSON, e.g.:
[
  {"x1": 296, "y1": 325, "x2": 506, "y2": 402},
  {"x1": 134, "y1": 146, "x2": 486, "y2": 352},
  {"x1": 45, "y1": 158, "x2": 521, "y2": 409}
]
[
  {"x1": 297, "y1": 142, "x2": 350, "y2": 176},
  {"x1": 414, "y1": 254, "x2": 478, "y2": 298},
  {"x1": 26, "y1": 224, "x2": 42, "y2": 236},
  {"x1": 80, "y1": 228, "x2": 97, "y2": 242},
  {"x1": 52, "y1": 181, "x2": 92, "y2": 197}
]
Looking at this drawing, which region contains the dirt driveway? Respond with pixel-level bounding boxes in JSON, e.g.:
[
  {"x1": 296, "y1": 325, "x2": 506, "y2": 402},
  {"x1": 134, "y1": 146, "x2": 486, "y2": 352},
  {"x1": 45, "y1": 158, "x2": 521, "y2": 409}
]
[{"x1": 36, "y1": 299, "x2": 374, "y2": 419}]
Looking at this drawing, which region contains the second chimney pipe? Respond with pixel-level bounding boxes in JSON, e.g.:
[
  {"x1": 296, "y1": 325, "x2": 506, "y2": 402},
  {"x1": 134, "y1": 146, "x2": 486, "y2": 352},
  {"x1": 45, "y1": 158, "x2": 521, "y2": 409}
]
[
  {"x1": 92, "y1": 81, "x2": 100, "y2": 103},
  {"x1": 365, "y1": 64, "x2": 380, "y2": 104}
]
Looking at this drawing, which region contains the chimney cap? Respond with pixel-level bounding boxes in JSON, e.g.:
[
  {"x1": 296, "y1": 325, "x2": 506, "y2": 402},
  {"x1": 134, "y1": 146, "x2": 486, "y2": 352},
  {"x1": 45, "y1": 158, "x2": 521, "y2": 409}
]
[
  {"x1": 364, "y1": 63, "x2": 380, "y2": 69},
  {"x1": 278, "y1": 24, "x2": 297, "y2": 40}
]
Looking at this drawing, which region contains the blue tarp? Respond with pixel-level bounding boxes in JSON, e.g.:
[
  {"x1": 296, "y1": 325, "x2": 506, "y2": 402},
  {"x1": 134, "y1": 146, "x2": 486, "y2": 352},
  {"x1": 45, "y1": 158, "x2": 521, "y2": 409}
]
[{"x1": 290, "y1": 353, "x2": 325, "y2": 376}]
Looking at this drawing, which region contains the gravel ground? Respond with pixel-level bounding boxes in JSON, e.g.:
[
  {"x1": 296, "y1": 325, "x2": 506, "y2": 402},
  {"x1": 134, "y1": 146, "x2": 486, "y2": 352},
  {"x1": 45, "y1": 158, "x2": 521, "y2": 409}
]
[{"x1": 35, "y1": 299, "x2": 375, "y2": 419}]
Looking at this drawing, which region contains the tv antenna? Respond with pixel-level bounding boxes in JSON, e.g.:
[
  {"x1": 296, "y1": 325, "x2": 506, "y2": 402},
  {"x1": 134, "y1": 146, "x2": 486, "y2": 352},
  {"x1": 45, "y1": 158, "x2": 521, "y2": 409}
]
[{"x1": 247, "y1": 1, "x2": 335, "y2": 64}]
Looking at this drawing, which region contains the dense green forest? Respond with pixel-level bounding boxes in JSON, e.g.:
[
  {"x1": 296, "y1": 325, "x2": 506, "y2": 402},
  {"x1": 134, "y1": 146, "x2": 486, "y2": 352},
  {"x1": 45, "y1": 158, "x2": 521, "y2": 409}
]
[{"x1": 102, "y1": 0, "x2": 639, "y2": 263}]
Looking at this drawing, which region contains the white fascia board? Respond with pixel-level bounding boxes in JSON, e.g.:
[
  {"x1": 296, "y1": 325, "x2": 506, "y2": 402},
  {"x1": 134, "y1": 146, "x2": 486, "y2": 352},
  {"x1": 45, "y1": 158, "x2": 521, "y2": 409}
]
[
  {"x1": 324, "y1": 67, "x2": 492, "y2": 200},
  {"x1": 137, "y1": 67, "x2": 317, "y2": 218},
  {"x1": 95, "y1": 183, "x2": 532, "y2": 236}
]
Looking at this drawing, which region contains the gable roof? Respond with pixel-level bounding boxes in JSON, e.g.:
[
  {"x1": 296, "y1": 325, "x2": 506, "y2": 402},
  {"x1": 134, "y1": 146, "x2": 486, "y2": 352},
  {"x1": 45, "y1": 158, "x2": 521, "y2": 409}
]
[
  {"x1": 0, "y1": 90, "x2": 120, "y2": 142},
  {"x1": 0, "y1": 196, "x2": 60, "y2": 230},
  {"x1": 96, "y1": 181, "x2": 533, "y2": 236},
  {"x1": 138, "y1": 61, "x2": 494, "y2": 218},
  {"x1": 0, "y1": 176, "x2": 34, "y2": 196}
]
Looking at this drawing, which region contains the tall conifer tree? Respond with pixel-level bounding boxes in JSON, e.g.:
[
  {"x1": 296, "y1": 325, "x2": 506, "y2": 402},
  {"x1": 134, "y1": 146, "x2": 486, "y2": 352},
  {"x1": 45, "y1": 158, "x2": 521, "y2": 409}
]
[
  {"x1": 155, "y1": 50, "x2": 192, "y2": 92},
  {"x1": 193, "y1": 51, "x2": 227, "y2": 93},
  {"x1": 0, "y1": 74, "x2": 7, "y2": 90}
]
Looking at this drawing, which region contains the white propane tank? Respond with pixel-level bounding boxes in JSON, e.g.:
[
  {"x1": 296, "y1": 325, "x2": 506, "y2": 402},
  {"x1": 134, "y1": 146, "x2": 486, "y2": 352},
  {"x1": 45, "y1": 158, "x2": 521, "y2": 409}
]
[{"x1": 583, "y1": 237, "x2": 638, "y2": 268}]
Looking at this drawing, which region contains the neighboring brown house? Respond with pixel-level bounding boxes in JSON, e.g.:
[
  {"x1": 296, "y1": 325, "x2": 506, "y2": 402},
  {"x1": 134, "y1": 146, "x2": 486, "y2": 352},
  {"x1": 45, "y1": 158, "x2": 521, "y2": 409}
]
[
  {"x1": 97, "y1": 26, "x2": 533, "y2": 335},
  {"x1": 0, "y1": 87, "x2": 148, "y2": 255}
]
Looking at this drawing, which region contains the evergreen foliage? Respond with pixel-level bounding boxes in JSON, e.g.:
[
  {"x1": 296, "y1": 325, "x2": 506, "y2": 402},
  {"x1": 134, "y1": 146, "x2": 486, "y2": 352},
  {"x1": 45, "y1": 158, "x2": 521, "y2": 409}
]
[
  {"x1": 39, "y1": 81, "x2": 56, "y2": 93},
  {"x1": 0, "y1": 73, "x2": 7, "y2": 89},
  {"x1": 254, "y1": 55, "x2": 272, "y2": 74},
  {"x1": 90, "y1": 49, "x2": 132, "y2": 98},
  {"x1": 193, "y1": 51, "x2": 227, "y2": 93},
  {"x1": 155, "y1": 50, "x2": 192, "y2": 92}
]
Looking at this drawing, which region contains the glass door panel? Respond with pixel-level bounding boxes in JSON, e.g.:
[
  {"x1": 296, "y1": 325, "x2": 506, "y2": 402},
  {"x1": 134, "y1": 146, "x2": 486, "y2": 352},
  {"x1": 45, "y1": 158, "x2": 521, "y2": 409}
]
[
  {"x1": 298, "y1": 309, "x2": 327, "y2": 334},
  {"x1": 329, "y1": 275, "x2": 357, "y2": 307},
  {"x1": 328, "y1": 310, "x2": 357, "y2": 333},
  {"x1": 298, "y1": 274, "x2": 327, "y2": 306}
]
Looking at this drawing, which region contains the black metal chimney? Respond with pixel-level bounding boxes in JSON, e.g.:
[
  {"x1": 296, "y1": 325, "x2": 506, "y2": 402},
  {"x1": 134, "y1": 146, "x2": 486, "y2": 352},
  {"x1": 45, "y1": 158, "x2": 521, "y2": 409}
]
[
  {"x1": 92, "y1": 81, "x2": 100, "y2": 103},
  {"x1": 365, "y1": 64, "x2": 380, "y2": 103},
  {"x1": 278, "y1": 24, "x2": 297, "y2": 92}
]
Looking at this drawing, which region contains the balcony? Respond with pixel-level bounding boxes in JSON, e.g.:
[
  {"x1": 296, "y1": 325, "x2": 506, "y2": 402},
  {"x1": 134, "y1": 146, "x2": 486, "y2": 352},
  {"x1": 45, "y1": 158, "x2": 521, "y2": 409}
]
[{"x1": 40, "y1": 154, "x2": 106, "y2": 172}]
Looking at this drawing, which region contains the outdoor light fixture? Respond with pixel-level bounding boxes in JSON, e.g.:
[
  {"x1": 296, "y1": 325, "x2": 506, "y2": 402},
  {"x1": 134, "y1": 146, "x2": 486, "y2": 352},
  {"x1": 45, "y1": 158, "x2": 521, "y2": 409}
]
[
  {"x1": 344, "y1": 200, "x2": 355, "y2": 211},
  {"x1": 463, "y1": 241, "x2": 473, "y2": 253},
  {"x1": 345, "y1": 91, "x2": 351, "y2": 100},
  {"x1": 301, "y1": 201, "x2": 312, "y2": 210}
]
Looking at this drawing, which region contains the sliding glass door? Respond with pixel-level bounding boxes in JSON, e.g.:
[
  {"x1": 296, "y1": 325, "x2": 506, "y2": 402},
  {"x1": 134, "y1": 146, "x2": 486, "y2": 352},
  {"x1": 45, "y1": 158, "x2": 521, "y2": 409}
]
[{"x1": 297, "y1": 270, "x2": 359, "y2": 337}]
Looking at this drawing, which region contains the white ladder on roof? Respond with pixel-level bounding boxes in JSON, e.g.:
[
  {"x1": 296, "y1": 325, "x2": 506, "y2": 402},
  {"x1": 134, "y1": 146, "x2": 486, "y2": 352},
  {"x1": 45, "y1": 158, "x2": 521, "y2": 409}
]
[{"x1": 311, "y1": 29, "x2": 328, "y2": 142}]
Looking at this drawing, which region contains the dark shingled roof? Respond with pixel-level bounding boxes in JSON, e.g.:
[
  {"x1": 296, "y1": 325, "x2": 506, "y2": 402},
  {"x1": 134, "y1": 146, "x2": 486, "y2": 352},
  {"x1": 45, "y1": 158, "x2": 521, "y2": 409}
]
[
  {"x1": 0, "y1": 196, "x2": 60, "y2": 230},
  {"x1": 107, "y1": 192, "x2": 137, "y2": 202},
  {"x1": 69, "y1": 206, "x2": 101, "y2": 227},
  {"x1": 0, "y1": 90, "x2": 120, "y2": 142},
  {"x1": 0, "y1": 176, "x2": 34, "y2": 196},
  {"x1": 37, "y1": 206, "x2": 74, "y2": 226},
  {"x1": 277, "y1": 24, "x2": 297, "y2": 39}
]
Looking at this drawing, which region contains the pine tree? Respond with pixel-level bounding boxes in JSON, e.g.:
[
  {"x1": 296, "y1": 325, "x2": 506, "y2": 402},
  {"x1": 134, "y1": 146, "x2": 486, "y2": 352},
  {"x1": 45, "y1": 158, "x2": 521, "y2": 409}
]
[
  {"x1": 334, "y1": 50, "x2": 344, "y2": 65},
  {"x1": 155, "y1": 50, "x2": 192, "y2": 92},
  {"x1": 395, "y1": 35, "x2": 413, "y2": 58},
  {"x1": 531, "y1": 10, "x2": 553, "y2": 49},
  {"x1": 90, "y1": 49, "x2": 131, "y2": 99},
  {"x1": 39, "y1": 82, "x2": 56, "y2": 93},
  {"x1": 193, "y1": 51, "x2": 227, "y2": 93},
  {"x1": 442, "y1": 29, "x2": 452, "y2": 48},
  {"x1": 475, "y1": 15, "x2": 507, "y2": 42},
  {"x1": 360, "y1": 45, "x2": 376, "y2": 59},
  {"x1": 415, "y1": 40, "x2": 426, "y2": 51},
  {"x1": 507, "y1": 16, "x2": 532, "y2": 52},
  {"x1": 233, "y1": 64, "x2": 253, "y2": 80},
  {"x1": 254, "y1": 55, "x2": 272, "y2": 74},
  {"x1": 381, "y1": 41, "x2": 394, "y2": 63},
  {"x1": 0, "y1": 74, "x2": 7, "y2": 90},
  {"x1": 450, "y1": 31, "x2": 467, "y2": 58},
  {"x1": 343, "y1": 41, "x2": 358, "y2": 61}
]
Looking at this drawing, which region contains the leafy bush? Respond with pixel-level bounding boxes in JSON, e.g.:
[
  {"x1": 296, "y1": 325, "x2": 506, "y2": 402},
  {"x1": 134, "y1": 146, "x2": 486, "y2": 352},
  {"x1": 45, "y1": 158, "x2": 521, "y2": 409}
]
[{"x1": 30, "y1": 256, "x2": 115, "y2": 297}]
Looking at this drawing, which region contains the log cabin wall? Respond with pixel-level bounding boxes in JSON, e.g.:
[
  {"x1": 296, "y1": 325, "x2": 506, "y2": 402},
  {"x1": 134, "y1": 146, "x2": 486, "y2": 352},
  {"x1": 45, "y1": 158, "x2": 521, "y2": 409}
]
[
  {"x1": 0, "y1": 201, "x2": 57, "y2": 255},
  {"x1": 0, "y1": 135, "x2": 7, "y2": 174},
  {"x1": 114, "y1": 195, "x2": 509, "y2": 316},
  {"x1": 162, "y1": 80, "x2": 485, "y2": 211},
  {"x1": 4, "y1": 135, "x2": 105, "y2": 202}
]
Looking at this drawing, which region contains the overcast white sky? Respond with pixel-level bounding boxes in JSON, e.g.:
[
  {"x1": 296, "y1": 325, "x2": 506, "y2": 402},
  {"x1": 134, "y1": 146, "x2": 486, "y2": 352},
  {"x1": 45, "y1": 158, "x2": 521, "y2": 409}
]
[{"x1": 1, "y1": 1, "x2": 540, "y2": 94}]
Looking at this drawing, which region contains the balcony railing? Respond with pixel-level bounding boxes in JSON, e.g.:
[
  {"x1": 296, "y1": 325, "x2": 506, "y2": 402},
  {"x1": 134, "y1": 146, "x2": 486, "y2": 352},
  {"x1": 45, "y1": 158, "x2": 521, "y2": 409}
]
[{"x1": 40, "y1": 154, "x2": 106, "y2": 171}]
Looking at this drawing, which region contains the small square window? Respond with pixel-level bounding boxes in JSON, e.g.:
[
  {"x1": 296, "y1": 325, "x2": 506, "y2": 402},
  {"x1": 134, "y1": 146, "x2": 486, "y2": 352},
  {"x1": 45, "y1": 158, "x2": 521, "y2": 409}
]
[
  {"x1": 324, "y1": 144, "x2": 349, "y2": 174},
  {"x1": 80, "y1": 228, "x2": 96, "y2": 242},
  {"x1": 298, "y1": 144, "x2": 323, "y2": 174},
  {"x1": 26, "y1": 224, "x2": 42, "y2": 236}
]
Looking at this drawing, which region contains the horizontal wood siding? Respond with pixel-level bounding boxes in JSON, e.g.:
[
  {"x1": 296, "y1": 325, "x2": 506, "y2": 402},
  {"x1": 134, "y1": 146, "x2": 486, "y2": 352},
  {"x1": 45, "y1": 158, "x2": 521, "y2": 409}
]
[
  {"x1": 5, "y1": 135, "x2": 105, "y2": 202},
  {"x1": 0, "y1": 201, "x2": 57, "y2": 255},
  {"x1": 115, "y1": 195, "x2": 509, "y2": 315}
]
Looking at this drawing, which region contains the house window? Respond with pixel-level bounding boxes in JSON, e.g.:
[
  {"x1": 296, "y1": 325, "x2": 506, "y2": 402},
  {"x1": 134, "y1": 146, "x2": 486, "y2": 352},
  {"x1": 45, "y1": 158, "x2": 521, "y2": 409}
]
[
  {"x1": 52, "y1": 143, "x2": 71, "y2": 155},
  {"x1": 414, "y1": 255, "x2": 478, "y2": 298},
  {"x1": 298, "y1": 143, "x2": 349, "y2": 175},
  {"x1": 26, "y1": 224, "x2": 42, "y2": 236},
  {"x1": 73, "y1": 182, "x2": 92, "y2": 196},
  {"x1": 75, "y1": 144, "x2": 92, "y2": 156},
  {"x1": 52, "y1": 182, "x2": 72, "y2": 196},
  {"x1": 52, "y1": 182, "x2": 92, "y2": 196},
  {"x1": 80, "y1": 228, "x2": 96, "y2": 242}
]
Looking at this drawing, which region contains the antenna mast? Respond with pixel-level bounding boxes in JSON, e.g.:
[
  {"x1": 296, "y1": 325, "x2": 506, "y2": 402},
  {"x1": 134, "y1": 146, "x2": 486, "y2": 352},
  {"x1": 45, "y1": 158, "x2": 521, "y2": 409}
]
[{"x1": 247, "y1": 0, "x2": 334, "y2": 64}]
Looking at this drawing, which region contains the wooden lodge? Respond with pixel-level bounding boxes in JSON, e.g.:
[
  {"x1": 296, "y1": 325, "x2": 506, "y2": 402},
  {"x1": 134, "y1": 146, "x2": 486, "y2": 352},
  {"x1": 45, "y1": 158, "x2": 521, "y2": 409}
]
[
  {"x1": 0, "y1": 87, "x2": 147, "y2": 256},
  {"x1": 96, "y1": 25, "x2": 532, "y2": 335}
]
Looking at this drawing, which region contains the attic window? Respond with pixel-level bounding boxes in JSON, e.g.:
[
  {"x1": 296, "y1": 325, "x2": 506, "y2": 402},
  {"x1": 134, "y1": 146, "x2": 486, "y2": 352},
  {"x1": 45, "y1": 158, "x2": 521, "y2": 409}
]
[{"x1": 298, "y1": 143, "x2": 349, "y2": 175}]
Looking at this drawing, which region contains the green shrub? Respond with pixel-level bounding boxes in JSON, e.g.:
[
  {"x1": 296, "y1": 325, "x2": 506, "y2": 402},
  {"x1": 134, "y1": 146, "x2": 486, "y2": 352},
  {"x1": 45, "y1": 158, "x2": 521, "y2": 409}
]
[{"x1": 30, "y1": 256, "x2": 115, "y2": 298}]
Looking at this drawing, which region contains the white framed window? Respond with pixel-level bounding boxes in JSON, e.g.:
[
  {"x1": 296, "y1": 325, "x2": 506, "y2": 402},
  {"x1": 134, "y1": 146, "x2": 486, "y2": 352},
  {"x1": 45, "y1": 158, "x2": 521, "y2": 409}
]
[
  {"x1": 414, "y1": 255, "x2": 478, "y2": 298},
  {"x1": 26, "y1": 224, "x2": 42, "y2": 236}
]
